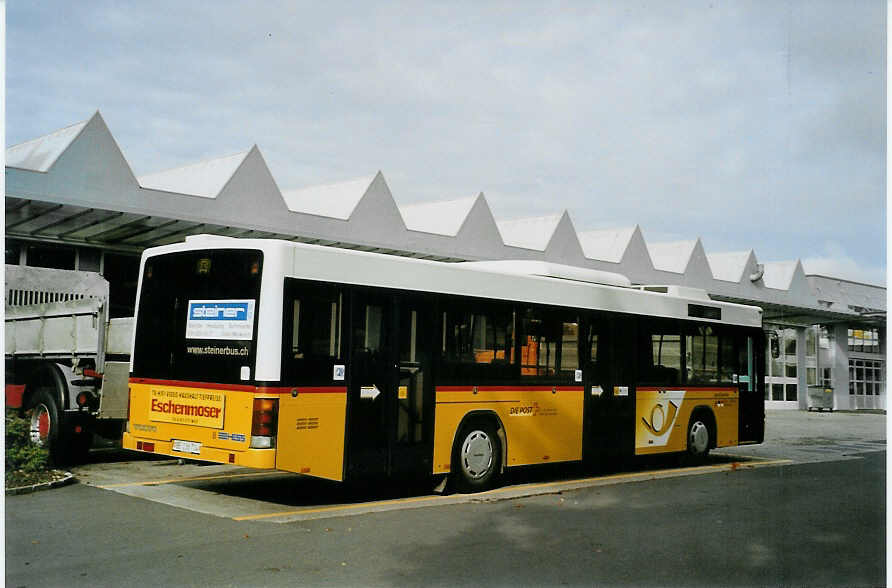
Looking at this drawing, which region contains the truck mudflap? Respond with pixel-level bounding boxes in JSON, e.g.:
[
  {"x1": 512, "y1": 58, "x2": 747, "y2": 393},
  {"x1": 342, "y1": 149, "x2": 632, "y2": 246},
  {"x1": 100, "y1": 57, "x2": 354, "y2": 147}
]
[
  {"x1": 97, "y1": 362, "x2": 130, "y2": 420},
  {"x1": 6, "y1": 384, "x2": 26, "y2": 408}
]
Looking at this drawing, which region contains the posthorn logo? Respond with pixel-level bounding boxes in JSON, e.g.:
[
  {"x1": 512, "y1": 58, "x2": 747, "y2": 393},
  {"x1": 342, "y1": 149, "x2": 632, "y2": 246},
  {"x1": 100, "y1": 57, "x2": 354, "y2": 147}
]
[{"x1": 641, "y1": 400, "x2": 679, "y2": 436}]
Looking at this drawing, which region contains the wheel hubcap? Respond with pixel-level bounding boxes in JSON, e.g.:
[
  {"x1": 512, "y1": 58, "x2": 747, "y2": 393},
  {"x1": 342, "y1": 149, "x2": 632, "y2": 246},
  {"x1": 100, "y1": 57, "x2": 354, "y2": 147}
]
[
  {"x1": 461, "y1": 430, "x2": 493, "y2": 479},
  {"x1": 689, "y1": 421, "x2": 709, "y2": 454},
  {"x1": 29, "y1": 404, "x2": 51, "y2": 446}
]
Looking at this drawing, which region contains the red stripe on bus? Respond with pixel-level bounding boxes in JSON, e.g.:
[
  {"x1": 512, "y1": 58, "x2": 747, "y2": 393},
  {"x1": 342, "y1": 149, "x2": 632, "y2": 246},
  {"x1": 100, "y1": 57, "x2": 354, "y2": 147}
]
[
  {"x1": 6, "y1": 385, "x2": 25, "y2": 408},
  {"x1": 255, "y1": 387, "x2": 347, "y2": 395},
  {"x1": 637, "y1": 386, "x2": 739, "y2": 392},
  {"x1": 437, "y1": 385, "x2": 584, "y2": 392},
  {"x1": 128, "y1": 378, "x2": 347, "y2": 395},
  {"x1": 129, "y1": 378, "x2": 256, "y2": 392}
]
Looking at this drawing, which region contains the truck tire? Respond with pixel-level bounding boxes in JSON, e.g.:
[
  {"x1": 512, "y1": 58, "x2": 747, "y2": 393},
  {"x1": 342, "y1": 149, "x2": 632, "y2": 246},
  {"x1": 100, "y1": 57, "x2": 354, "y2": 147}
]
[{"x1": 25, "y1": 388, "x2": 63, "y2": 464}]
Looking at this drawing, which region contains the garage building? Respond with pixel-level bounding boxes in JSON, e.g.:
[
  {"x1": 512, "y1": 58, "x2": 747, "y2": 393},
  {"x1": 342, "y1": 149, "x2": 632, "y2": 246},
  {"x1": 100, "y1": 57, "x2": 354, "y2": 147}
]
[{"x1": 5, "y1": 111, "x2": 885, "y2": 411}]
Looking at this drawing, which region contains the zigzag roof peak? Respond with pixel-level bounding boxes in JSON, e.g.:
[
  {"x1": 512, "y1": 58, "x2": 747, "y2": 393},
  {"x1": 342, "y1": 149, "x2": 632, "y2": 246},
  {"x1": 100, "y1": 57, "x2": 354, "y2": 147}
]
[
  {"x1": 706, "y1": 250, "x2": 754, "y2": 283},
  {"x1": 399, "y1": 194, "x2": 480, "y2": 236},
  {"x1": 6, "y1": 115, "x2": 93, "y2": 172},
  {"x1": 496, "y1": 213, "x2": 564, "y2": 251},
  {"x1": 647, "y1": 239, "x2": 698, "y2": 274},
  {"x1": 578, "y1": 226, "x2": 637, "y2": 263},
  {"x1": 138, "y1": 149, "x2": 252, "y2": 198},
  {"x1": 281, "y1": 173, "x2": 378, "y2": 220}
]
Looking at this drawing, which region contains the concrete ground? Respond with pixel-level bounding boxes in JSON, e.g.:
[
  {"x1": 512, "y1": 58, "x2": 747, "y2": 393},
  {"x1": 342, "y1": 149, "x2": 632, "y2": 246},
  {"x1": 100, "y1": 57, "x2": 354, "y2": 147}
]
[
  {"x1": 61, "y1": 409, "x2": 887, "y2": 524},
  {"x1": 719, "y1": 409, "x2": 886, "y2": 463},
  {"x1": 7, "y1": 440, "x2": 885, "y2": 587}
]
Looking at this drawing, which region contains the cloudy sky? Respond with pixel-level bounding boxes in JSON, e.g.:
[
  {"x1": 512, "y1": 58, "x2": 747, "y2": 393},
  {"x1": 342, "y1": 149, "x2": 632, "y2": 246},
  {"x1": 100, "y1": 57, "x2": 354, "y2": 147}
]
[{"x1": 6, "y1": 1, "x2": 886, "y2": 284}]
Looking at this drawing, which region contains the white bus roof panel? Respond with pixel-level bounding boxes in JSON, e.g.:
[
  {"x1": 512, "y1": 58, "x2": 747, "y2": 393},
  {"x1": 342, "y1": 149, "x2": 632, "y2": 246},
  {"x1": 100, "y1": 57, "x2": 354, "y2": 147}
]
[{"x1": 141, "y1": 237, "x2": 763, "y2": 330}]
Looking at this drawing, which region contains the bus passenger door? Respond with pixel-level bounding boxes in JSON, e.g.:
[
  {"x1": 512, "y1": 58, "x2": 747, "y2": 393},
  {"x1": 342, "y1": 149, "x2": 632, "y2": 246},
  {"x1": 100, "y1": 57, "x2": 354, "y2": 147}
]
[
  {"x1": 583, "y1": 314, "x2": 613, "y2": 463},
  {"x1": 389, "y1": 297, "x2": 435, "y2": 477},
  {"x1": 346, "y1": 291, "x2": 394, "y2": 478},
  {"x1": 276, "y1": 279, "x2": 348, "y2": 482},
  {"x1": 738, "y1": 333, "x2": 765, "y2": 443}
]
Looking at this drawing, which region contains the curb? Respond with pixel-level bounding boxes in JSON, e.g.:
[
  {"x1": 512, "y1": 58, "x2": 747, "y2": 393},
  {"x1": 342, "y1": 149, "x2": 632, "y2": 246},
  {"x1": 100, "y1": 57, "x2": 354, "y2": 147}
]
[{"x1": 6, "y1": 472, "x2": 77, "y2": 496}]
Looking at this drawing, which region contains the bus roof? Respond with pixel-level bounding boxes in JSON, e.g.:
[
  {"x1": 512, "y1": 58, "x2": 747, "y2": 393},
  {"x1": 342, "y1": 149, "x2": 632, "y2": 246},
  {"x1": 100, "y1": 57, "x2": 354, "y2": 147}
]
[{"x1": 144, "y1": 236, "x2": 763, "y2": 328}]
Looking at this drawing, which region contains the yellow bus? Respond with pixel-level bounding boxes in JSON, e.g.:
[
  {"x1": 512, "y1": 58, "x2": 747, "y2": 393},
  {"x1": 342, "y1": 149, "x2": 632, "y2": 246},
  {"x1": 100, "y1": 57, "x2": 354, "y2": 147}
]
[{"x1": 123, "y1": 236, "x2": 764, "y2": 492}]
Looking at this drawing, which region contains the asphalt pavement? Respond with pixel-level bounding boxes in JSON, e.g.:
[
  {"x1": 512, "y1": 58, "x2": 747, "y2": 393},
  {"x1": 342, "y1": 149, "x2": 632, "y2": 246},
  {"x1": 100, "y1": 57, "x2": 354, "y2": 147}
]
[{"x1": 5, "y1": 409, "x2": 887, "y2": 587}]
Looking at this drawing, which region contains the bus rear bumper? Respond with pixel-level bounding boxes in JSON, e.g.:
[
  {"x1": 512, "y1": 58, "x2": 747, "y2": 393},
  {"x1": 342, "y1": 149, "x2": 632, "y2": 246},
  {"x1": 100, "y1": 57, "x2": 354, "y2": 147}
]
[{"x1": 122, "y1": 432, "x2": 276, "y2": 469}]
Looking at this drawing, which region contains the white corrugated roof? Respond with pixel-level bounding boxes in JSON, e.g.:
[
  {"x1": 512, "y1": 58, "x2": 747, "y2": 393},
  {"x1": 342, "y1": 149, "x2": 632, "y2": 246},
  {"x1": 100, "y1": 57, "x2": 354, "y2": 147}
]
[
  {"x1": 578, "y1": 227, "x2": 636, "y2": 262},
  {"x1": 496, "y1": 214, "x2": 563, "y2": 250},
  {"x1": 707, "y1": 251, "x2": 753, "y2": 282},
  {"x1": 807, "y1": 275, "x2": 886, "y2": 311},
  {"x1": 648, "y1": 240, "x2": 697, "y2": 273},
  {"x1": 138, "y1": 150, "x2": 250, "y2": 198},
  {"x1": 281, "y1": 174, "x2": 376, "y2": 219},
  {"x1": 399, "y1": 195, "x2": 478, "y2": 236},
  {"x1": 762, "y1": 261, "x2": 799, "y2": 290},
  {"x1": 6, "y1": 119, "x2": 89, "y2": 172}
]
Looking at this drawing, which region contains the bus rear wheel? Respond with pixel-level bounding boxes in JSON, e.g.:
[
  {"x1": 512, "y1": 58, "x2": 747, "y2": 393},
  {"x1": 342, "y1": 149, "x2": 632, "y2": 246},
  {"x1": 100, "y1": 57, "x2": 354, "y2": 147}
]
[
  {"x1": 686, "y1": 413, "x2": 712, "y2": 462},
  {"x1": 451, "y1": 419, "x2": 501, "y2": 493}
]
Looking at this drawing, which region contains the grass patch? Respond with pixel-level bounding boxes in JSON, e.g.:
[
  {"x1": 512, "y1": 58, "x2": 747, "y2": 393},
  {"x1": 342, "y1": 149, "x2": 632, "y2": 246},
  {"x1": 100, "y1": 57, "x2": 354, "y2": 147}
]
[{"x1": 6, "y1": 409, "x2": 61, "y2": 489}]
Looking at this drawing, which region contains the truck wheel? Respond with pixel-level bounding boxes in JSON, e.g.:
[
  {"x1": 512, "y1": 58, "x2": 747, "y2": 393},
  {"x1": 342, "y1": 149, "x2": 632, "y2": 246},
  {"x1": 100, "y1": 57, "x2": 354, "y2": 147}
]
[
  {"x1": 26, "y1": 388, "x2": 62, "y2": 463},
  {"x1": 450, "y1": 418, "x2": 501, "y2": 493}
]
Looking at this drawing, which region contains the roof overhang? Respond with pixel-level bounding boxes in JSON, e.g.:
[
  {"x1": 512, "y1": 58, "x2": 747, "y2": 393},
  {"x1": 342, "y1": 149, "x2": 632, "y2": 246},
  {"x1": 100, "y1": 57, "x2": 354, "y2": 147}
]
[
  {"x1": 710, "y1": 294, "x2": 876, "y2": 326},
  {"x1": 5, "y1": 197, "x2": 466, "y2": 262}
]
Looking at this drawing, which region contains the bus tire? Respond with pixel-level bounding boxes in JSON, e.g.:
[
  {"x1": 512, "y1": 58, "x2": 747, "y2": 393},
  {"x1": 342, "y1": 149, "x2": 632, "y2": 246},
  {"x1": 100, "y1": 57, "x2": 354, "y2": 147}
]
[
  {"x1": 451, "y1": 418, "x2": 501, "y2": 493},
  {"x1": 686, "y1": 411, "x2": 712, "y2": 462},
  {"x1": 25, "y1": 388, "x2": 63, "y2": 464}
]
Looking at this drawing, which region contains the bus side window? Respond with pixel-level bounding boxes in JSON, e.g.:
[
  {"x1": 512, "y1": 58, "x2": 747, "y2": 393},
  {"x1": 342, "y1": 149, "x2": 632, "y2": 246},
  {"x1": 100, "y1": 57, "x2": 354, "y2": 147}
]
[
  {"x1": 441, "y1": 305, "x2": 514, "y2": 365},
  {"x1": 718, "y1": 329, "x2": 736, "y2": 385},
  {"x1": 640, "y1": 320, "x2": 681, "y2": 386},
  {"x1": 519, "y1": 308, "x2": 577, "y2": 379},
  {"x1": 686, "y1": 325, "x2": 718, "y2": 385},
  {"x1": 283, "y1": 279, "x2": 341, "y2": 384},
  {"x1": 589, "y1": 326, "x2": 598, "y2": 365},
  {"x1": 519, "y1": 308, "x2": 558, "y2": 377},
  {"x1": 292, "y1": 294, "x2": 340, "y2": 358},
  {"x1": 560, "y1": 320, "x2": 579, "y2": 373},
  {"x1": 737, "y1": 334, "x2": 755, "y2": 392},
  {"x1": 585, "y1": 317, "x2": 605, "y2": 381}
]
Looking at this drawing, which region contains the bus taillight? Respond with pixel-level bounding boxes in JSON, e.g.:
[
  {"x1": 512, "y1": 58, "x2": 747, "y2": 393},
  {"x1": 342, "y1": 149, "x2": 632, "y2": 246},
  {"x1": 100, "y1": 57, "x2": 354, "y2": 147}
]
[{"x1": 250, "y1": 398, "x2": 278, "y2": 449}]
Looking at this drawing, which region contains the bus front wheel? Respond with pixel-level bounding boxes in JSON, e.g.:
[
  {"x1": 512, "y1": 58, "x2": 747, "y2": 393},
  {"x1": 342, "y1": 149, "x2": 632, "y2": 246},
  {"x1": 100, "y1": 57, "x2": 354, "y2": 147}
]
[{"x1": 450, "y1": 419, "x2": 501, "y2": 493}]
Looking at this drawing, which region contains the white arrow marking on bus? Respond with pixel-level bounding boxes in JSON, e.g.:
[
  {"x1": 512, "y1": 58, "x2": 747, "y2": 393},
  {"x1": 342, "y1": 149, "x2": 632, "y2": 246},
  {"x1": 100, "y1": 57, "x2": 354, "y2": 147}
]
[{"x1": 360, "y1": 385, "x2": 381, "y2": 400}]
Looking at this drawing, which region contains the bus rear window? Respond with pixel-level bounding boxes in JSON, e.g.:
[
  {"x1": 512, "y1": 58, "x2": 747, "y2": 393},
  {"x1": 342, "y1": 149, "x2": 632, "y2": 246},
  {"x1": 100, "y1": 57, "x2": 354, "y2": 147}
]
[{"x1": 132, "y1": 249, "x2": 263, "y2": 384}]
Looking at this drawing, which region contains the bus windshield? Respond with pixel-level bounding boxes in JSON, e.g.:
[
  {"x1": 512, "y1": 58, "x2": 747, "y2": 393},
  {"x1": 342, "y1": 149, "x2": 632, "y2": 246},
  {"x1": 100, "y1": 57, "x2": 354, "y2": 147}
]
[{"x1": 132, "y1": 249, "x2": 264, "y2": 384}]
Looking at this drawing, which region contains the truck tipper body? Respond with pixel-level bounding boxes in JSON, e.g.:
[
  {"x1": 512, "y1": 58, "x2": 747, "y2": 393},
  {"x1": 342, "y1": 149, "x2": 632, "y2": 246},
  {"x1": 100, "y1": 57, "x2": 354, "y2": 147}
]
[{"x1": 5, "y1": 264, "x2": 131, "y2": 462}]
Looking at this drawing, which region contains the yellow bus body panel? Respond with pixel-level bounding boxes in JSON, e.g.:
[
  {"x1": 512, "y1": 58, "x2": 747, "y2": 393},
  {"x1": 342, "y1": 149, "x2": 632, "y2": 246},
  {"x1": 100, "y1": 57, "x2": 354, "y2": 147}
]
[
  {"x1": 275, "y1": 389, "x2": 347, "y2": 482},
  {"x1": 125, "y1": 381, "x2": 275, "y2": 468},
  {"x1": 635, "y1": 388, "x2": 738, "y2": 455},
  {"x1": 433, "y1": 386, "x2": 584, "y2": 474}
]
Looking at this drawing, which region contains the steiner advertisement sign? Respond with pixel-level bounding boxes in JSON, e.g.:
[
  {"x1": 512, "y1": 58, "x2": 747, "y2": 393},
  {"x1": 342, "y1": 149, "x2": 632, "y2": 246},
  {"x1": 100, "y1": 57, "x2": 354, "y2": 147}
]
[{"x1": 186, "y1": 299, "x2": 256, "y2": 341}]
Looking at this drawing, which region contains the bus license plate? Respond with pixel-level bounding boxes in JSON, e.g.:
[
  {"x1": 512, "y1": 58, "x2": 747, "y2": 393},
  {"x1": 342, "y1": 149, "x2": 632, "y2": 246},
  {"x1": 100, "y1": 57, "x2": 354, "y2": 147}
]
[{"x1": 172, "y1": 440, "x2": 201, "y2": 455}]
